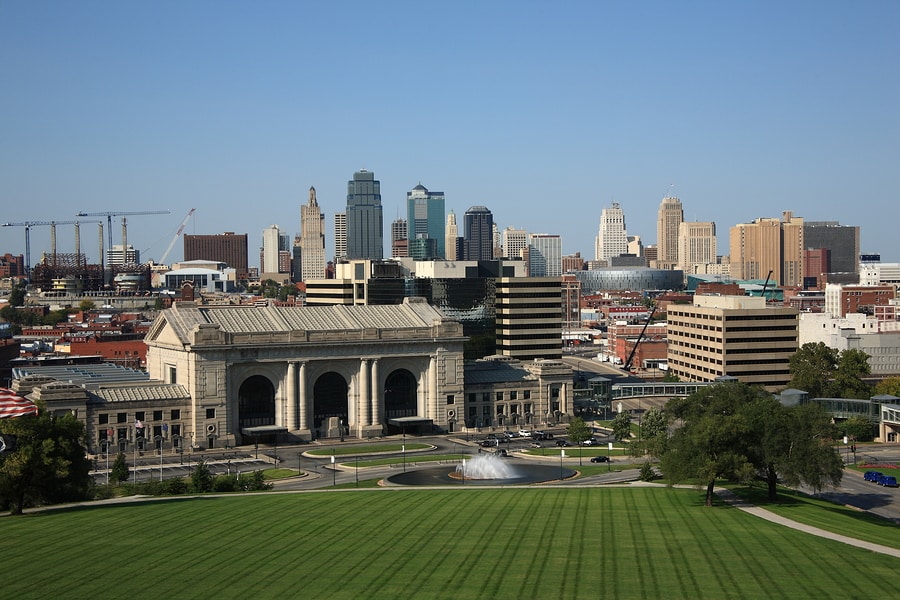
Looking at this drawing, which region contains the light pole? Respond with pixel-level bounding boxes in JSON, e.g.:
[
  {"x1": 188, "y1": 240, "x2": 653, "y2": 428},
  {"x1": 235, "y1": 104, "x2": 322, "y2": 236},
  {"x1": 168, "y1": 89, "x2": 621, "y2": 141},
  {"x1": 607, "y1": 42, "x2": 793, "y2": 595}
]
[
  {"x1": 331, "y1": 451, "x2": 336, "y2": 486},
  {"x1": 607, "y1": 441, "x2": 612, "y2": 472},
  {"x1": 559, "y1": 449, "x2": 565, "y2": 480},
  {"x1": 298, "y1": 451, "x2": 302, "y2": 475},
  {"x1": 402, "y1": 425, "x2": 407, "y2": 473}
]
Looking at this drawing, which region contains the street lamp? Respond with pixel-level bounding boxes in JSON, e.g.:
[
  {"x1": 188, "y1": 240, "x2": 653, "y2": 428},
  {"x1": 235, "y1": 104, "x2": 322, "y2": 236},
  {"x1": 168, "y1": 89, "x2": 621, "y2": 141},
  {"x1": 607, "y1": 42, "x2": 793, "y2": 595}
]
[
  {"x1": 331, "y1": 452, "x2": 336, "y2": 486},
  {"x1": 402, "y1": 425, "x2": 407, "y2": 473}
]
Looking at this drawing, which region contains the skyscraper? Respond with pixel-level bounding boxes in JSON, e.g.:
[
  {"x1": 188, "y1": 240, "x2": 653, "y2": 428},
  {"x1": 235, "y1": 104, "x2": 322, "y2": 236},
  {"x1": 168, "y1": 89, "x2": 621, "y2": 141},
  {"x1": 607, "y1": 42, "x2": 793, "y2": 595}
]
[
  {"x1": 390, "y1": 218, "x2": 408, "y2": 258},
  {"x1": 334, "y1": 212, "x2": 347, "y2": 263},
  {"x1": 657, "y1": 196, "x2": 684, "y2": 269},
  {"x1": 503, "y1": 227, "x2": 529, "y2": 260},
  {"x1": 677, "y1": 221, "x2": 717, "y2": 274},
  {"x1": 803, "y1": 221, "x2": 860, "y2": 275},
  {"x1": 345, "y1": 169, "x2": 383, "y2": 260},
  {"x1": 594, "y1": 202, "x2": 628, "y2": 262},
  {"x1": 464, "y1": 206, "x2": 494, "y2": 261},
  {"x1": 445, "y1": 211, "x2": 459, "y2": 261},
  {"x1": 406, "y1": 183, "x2": 445, "y2": 259},
  {"x1": 528, "y1": 234, "x2": 563, "y2": 277},
  {"x1": 300, "y1": 186, "x2": 326, "y2": 280},
  {"x1": 261, "y1": 225, "x2": 282, "y2": 273},
  {"x1": 729, "y1": 211, "x2": 804, "y2": 286}
]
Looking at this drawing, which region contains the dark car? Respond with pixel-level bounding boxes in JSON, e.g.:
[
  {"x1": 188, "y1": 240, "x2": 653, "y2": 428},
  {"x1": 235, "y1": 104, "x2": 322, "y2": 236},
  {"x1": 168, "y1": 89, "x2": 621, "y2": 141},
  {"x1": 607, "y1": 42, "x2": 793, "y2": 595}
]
[
  {"x1": 879, "y1": 475, "x2": 898, "y2": 487},
  {"x1": 555, "y1": 439, "x2": 570, "y2": 447},
  {"x1": 590, "y1": 455, "x2": 610, "y2": 463},
  {"x1": 864, "y1": 471, "x2": 883, "y2": 483},
  {"x1": 480, "y1": 439, "x2": 498, "y2": 447}
]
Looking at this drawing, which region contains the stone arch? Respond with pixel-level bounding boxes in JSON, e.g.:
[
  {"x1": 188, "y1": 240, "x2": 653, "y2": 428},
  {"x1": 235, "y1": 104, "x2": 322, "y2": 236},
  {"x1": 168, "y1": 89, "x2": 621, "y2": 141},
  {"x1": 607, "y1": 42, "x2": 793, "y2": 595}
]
[
  {"x1": 238, "y1": 375, "x2": 276, "y2": 430},
  {"x1": 384, "y1": 368, "x2": 418, "y2": 420},
  {"x1": 313, "y1": 372, "x2": 349, "y2": 438}
]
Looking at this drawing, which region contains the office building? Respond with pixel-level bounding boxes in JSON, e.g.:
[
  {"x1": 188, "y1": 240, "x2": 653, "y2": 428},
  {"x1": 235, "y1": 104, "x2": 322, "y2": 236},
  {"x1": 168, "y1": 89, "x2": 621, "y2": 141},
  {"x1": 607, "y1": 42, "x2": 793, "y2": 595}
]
[
  {"x1": 496, "y1": 277, "x2": 563, "y2": 361},
  {"x1": 667, "y1": 295, "x2": 799, "y2": 390},
  {"x1": 391, "y1": 218, "x2": 408, "y2": 258},
  {"x1": 657, "y1": 196, "x2": 683, "y2": 269},
  {"x1": 261, "y1": 225, "x2": 288, "y2": 274},
  {"x1": 804, "y1": 221, "x2": 860, "y2": 275},
  {"x1": 503, "y1": 227, "x2": 529, "y2": 260},
  {"x1": 677, "y1": 221, "x2": 717, "y2": 275},
  {"x1": 184, "y1": 232, "x2": 249, "y2": 280},
  {"x1": 345, "y1": 169, "x2": 383, "y2": 260},
  {"x1": 334, "y1": 212, "x2": 347, "y2": 263},
  {"x1": 594, "y1": 202, "x2": 628, "y2": 263},
  {"x1": 464, "y1": 206, "x2": 494, "y2": 261},
  {"x1": 406, "y1": 184, "x2": 445, "y2": 259},
  {"x1": 528, "y1": 234, "x2": 562, "y2": 277},
  {"x1": 729, "y1": 211, "x2": 804, "y2": 287},
  {"x1": 106, "y1": 244, "x2": 140, "y2": 267},
  {"x1": 299, "y1": 186, "x2": 326, "y2": 281},
  {"x1": 445, "y1": 211, "x2": 459, "y2": 261}
]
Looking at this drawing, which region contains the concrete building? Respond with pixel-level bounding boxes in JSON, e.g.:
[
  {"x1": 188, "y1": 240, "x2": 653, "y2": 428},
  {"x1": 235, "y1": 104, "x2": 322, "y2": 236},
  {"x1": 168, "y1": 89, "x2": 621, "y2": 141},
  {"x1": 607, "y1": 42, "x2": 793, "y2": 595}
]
[
  {"x1": 333, "y1": 212, "x2": 347, "y2": 263},
  {"x1": 595, "y1": 202, "x2": 628, "y2": 263},
  {"x1": 496, "y1": 276, "x2": 562, "y2": 361},
  {"x1": 677, "y1": 221, "x2": 717, "y2": 275},
  {"x1": 824, "y1": 283, "x2": 896, "y2": 318},
  {"x1": 860, "y1": 261, "x2": 900, "y2": 292},
  {"x1": 656, "y1": 196, "x2": 683, "y2": 269},
  {"x1": 299, "y1": 187, "x2": 326, "y2": 281},
  {"x1": 183, "y1": 232, "x2": 249, "y2": 281},
  {"x1": 445, "y1": 211, "x2": 459, "y2": 261},
  {"x1": 144, "y1": 297, "x2": 467, "y2": 443},
  {"x1": 667, "y1": 294, "x2": 799, "y2": 390},
  {"x1": 528, "y1": 234, "x2": 562, "y2": 277},
  {"x1": 804, "y1": 221, "x2": 860, "y2": 276},
  {"x1": 729, "y1": 211, "x2": 804, "y2": 287},
  {"x1": 502, "y1": 227, "x2": 529, "y2": 260},
  {"x1": 106, "y1": 244, "x2": 140, "y2": 267},
  {"x1": 390, "y1": 218, "x2": 408, "y2": 258}
]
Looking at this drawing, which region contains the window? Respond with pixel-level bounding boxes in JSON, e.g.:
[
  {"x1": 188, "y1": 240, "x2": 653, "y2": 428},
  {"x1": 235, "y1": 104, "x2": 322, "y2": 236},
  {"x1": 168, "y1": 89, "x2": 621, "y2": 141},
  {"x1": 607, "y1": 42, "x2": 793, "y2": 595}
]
[
  {"x1": 170, "y1": 409, "x2": 180, "y2": 420},
  {"x1": 172, "y1": 424, "x2": 181, "y2": 437},
  {"x1": 509, "y1": 391, "x2": 518, "y2": 400},
  {"x1": 153, "y1": 410, "x2": 163, "y2": 421},
  {"x1": 496, "y1": 392, "x2": 504, "y2": 402},
  {"x1": 206, "y1": 408, "x2": 216, "y2": 419},
  {"x1": 98, "y1": 413, "x2": 108, "y2": 425},
  {"x1": 523, "y1": 390, "x2": 531, "y2": 400},
  {"x1": 117, "y1": 412, "x2": 127, "y2": 424},
  {"x1": 135, "y1": 411, "x2": 145, "y2": 422},
  {"x1": 167, "y1": 365, "x2": 177, "y2": 384},
  {"x1": 446, "y1": 395, "x2": 455, "y2": 405},
  {"x1": 496, "y1": 405, "x2": 504, "y2": 415},
  {"x1": 482, "y1": 393, "x2": 491, "y2": 403},
  {"x1": 468, "y1": 393, "x2": 476, "y2": 403}
]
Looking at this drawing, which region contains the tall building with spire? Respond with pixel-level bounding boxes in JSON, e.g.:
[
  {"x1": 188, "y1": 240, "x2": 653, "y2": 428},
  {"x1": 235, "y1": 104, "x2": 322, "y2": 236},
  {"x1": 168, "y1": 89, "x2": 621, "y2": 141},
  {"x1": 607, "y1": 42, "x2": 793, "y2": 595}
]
[
  {"x1": 445, "y1": 211, "x2": 459, "y2": 260},
  {"x1": 657, "y1": 196, "x2": 684, "y2": 269},
  {"x1": 345, "y1": 169, "x2": 383, "y2": 260},
  {"x1": 299, "y1": 186, "x2": 326, "y2": 280},
  {"x1": 406, "y1": 183, "x2": 445, "y2": 259},
  {"x1": 594, "y1": 202, "x2": 628, "y2": 263},
  {"x1": 464, "y1": 206, "x2": 494, "y2": 261}
]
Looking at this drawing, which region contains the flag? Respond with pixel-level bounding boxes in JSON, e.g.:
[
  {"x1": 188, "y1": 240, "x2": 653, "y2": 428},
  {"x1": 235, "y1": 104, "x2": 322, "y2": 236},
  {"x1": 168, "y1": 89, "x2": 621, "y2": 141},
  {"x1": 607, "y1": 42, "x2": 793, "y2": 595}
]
[
  {"x1": 134, "y1": 419, "x2": 143, "y2": 429},
  {"x1": 0, "y1": 388, "x2": 38, "y2": 419}
]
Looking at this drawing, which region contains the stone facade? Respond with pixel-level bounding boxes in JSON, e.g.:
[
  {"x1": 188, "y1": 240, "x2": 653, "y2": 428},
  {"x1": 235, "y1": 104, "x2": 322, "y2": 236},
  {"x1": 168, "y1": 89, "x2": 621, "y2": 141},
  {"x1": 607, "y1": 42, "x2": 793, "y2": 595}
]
[{"x1": 144, "y1": 298, "x2": 466, "y2": 445}]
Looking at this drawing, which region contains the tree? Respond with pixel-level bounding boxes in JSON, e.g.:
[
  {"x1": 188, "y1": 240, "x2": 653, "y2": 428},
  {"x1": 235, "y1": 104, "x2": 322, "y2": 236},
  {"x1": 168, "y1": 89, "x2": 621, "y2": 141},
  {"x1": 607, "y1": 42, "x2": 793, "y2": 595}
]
[
  {"x1": 788, "y1": 342, "x2": 839, "y2": 398},
  {"x1": 190, "y1": 458, "x2": 214, "y2": 493},
  {"x1": 662, "y1": 382, "x2": 759, "y2": 506},
  {"x1": 840, "y1": 415, "x2": 875, "y2": 442},
  {"x1": 567, "y1": 417, "x2": 592, "y2": 465},
  {"x1": 611, "y1": 409, "x2": 632, "y2": 442},
  {"x1": 8, "y1": 279, "x2": 26, "y2": 307},
  {"x1": 634, "y1": 406, "x2": 668, "y2": 457},
  {"x1": 874, "y1": 376, "x2": 900, "y2": 398},
  {"x1": 78, "y1": 299, "x2": 96, "y2": 312},
  {"x1": 833, "y1": 349, "x2": 872, "y2": 399},
  {"x1": 110, "y1": 452, "x2": 130, "y2": 483},
  {"x1": 0, "y1": 407, "x2": 93, "y2": 515}
]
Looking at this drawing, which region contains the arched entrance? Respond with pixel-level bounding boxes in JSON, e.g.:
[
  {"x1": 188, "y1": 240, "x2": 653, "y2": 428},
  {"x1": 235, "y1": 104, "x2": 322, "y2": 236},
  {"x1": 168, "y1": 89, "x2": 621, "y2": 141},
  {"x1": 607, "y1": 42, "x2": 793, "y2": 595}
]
[
  {"x1": 385, "y1": 369, "x2": 419, "y2": 434},
  {"x1": 313, "y1": 372, "x2": 349, "y2": 439},
  {"x1": 239, "y1": 375, "x2": 276, "y2": 443}
]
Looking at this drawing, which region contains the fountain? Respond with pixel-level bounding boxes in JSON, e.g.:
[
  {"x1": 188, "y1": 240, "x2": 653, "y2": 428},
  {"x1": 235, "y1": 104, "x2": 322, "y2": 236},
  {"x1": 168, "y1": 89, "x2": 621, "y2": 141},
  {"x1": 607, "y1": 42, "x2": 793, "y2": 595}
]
[
  {"x1": 454, "y1": 453, "x2": 516, "y2": 480},
  {"x1": 386, "y1": 451, "x2": 576, "y2": 486}
]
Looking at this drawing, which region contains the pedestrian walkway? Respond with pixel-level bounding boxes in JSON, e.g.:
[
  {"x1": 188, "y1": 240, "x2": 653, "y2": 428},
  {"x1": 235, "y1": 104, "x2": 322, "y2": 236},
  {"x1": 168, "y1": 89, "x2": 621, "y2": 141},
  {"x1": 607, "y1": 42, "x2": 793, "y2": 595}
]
[{"x1": 714, "y1": 487, "x2": 900, "y2": 558}]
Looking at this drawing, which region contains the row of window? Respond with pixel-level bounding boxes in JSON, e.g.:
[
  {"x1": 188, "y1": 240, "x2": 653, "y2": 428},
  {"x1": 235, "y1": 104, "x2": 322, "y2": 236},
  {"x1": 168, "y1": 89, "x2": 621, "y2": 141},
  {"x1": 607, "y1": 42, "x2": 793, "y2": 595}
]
[
  {"x1": 98, "y1": 409, "x2": 182, "y2": 425},
  {"x1": 468, "y1": 390, "x2": 533, "y2": 403}
]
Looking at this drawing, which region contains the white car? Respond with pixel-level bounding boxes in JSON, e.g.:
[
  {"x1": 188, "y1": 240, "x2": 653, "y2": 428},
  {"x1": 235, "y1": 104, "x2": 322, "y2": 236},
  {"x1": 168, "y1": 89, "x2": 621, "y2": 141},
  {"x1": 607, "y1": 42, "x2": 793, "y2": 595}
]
[{"x1": 518, "y1": 430, "x2": 532, "y2": 438}]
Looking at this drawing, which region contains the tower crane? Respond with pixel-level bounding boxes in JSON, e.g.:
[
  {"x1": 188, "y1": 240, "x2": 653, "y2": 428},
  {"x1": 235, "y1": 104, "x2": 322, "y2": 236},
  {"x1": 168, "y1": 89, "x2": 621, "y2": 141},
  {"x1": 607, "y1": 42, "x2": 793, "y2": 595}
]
[
  {"x1": 74, "y1": 210, "x2": 171, "y2": 257},
  {"x1": 1, "y1": 220, "x2": 103, "y2": 278},
  {"x1": 159, "y1": 208, "x2": 196, "y2": 265}
]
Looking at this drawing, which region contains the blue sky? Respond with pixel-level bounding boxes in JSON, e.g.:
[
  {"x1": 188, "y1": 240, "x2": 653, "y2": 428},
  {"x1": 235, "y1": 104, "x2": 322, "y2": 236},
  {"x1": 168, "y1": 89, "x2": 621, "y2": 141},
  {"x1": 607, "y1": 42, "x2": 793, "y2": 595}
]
[{"x1": 2, "y1": 1, "x2": 898, "y2": 267}]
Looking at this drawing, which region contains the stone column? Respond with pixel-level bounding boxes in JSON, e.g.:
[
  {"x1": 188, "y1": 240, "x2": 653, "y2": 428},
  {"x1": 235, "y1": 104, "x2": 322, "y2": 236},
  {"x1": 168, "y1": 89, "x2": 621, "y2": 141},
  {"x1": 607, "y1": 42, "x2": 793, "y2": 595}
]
[
  {"x1": 359, "y1": 359, "x2": 369, "y2": 432},
  {"x1": 370, "y1": 359, "x2": 379, "y2": 426},
  {"x1": 298, "y1": 362, "x2": 310, "y2": 439},
  {"x1": 428, "y1": 355, "x2": 438, "y2": 419},
  {"x1": 286, "y1": 362, "x2": 297, "y2": 430}
]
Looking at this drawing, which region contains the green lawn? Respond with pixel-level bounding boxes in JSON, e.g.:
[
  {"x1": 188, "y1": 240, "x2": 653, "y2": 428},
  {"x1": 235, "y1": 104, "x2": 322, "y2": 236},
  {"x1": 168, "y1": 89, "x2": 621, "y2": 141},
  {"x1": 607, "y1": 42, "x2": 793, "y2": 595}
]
[{"x1": 3, "y1": 487, "x2": 898, "y2": 599}]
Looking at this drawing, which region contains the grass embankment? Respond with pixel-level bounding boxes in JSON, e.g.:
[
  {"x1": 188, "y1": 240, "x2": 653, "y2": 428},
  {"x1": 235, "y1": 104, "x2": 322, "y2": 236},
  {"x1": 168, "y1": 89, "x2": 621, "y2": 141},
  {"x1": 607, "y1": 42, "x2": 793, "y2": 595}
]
[{"x1": 3, "y1": 487, "x2": 898, "y2": 598}]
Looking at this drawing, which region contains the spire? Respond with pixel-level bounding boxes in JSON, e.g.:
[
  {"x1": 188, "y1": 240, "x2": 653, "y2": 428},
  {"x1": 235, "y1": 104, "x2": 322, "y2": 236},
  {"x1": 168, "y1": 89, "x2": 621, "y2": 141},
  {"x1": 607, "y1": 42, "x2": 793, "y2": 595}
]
[{"x1": 309, "y1": 186, "x2": 317, "y2": 206}]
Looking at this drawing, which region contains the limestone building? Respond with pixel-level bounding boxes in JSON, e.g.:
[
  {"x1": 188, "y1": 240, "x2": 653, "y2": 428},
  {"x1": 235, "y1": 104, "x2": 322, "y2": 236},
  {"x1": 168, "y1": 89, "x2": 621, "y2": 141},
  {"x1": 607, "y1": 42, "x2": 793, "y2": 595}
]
[{"x1": 144, "y1": 298, "x2": 466, "y2": 445}]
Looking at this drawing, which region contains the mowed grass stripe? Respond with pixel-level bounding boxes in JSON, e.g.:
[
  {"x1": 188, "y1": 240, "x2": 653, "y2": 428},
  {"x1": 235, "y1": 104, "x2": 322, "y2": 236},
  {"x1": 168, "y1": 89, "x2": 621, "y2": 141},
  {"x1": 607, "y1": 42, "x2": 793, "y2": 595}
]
[{"x1": 4, "y1": 488, "x2": 900, "y2": 599}]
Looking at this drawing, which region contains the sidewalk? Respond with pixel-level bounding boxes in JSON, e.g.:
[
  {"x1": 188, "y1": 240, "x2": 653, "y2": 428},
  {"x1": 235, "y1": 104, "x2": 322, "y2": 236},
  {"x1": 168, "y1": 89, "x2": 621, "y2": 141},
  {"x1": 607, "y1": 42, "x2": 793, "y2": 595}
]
[{"x1": 714, "y1": 487, "x2": 900, "y2": 558}]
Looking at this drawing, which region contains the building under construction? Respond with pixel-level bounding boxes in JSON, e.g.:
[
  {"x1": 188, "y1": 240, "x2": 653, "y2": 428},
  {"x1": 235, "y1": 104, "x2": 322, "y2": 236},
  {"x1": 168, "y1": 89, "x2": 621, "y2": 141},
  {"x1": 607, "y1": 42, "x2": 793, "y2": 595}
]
[{"x1": 30, "y1": 253, "x2": 150, "y2": 296}]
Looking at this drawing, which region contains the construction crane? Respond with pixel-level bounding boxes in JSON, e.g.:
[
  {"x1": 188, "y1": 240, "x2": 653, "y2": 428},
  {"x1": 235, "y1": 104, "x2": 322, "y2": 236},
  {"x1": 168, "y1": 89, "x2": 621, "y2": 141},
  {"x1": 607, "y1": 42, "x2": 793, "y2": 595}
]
[
  {"x1": 74, "y1": 210, "x2": 171, "y2": 257},
  {"x1": 159, "y1": 208, "x2": 196, "y2": 265},
  {"x1": 623, "y1": 301, "x2": 659, "y2": 373},
  {"x1": 1, "y1": 220, "x2": 103, "y2": 278}
]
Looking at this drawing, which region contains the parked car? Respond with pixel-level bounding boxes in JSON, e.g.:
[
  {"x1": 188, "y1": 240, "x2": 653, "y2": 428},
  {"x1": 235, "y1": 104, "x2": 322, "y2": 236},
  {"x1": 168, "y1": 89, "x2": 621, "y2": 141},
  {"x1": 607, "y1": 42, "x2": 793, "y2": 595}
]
[
  {"x1": 529, "y1": 442, "x2": 542, "y2": 448},
  {"x1": 582, "y1": 438, "x2": 601, "y2": 446},
  {"x1": 480, "y1": 439, "x2": 498, "y2": 447},
  {"x1": 556, "y1": 439, "x2": 570, "y2": 447},
  {"x1": 879, "y1": 475, "x2": 898, "y2": 487},
  {"x1": 590, "y1": 455, "x2": 610, "y2": 463},
  {"x1": 519, "y1": 430, "x2": 532, "y2": 438},
  {"x1": 864, "y1": 471, "x2": 883, "y2": 483}
]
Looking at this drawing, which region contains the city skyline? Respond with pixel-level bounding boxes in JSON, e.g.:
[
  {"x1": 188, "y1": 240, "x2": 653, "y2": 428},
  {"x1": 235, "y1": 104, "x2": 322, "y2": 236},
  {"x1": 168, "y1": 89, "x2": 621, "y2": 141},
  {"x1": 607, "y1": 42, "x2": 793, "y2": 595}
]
[{"x1": 2, "y1": 2, "x2": 898, "y2": 265}]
